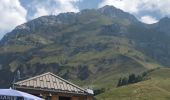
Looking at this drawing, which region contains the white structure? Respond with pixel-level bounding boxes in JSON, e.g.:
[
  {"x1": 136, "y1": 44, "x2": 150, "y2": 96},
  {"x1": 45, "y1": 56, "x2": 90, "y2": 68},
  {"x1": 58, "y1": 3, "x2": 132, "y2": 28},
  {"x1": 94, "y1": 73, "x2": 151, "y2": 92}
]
[{"x1": 0, "y1": 88, "x2": 43, "y2": 100}]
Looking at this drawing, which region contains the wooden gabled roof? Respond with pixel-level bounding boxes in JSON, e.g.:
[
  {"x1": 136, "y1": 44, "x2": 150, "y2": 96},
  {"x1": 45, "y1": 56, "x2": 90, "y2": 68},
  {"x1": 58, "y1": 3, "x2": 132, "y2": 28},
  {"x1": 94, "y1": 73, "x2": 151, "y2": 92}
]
[{"x1": 14, "y1": 72, "x2": 88, "y2": 95}]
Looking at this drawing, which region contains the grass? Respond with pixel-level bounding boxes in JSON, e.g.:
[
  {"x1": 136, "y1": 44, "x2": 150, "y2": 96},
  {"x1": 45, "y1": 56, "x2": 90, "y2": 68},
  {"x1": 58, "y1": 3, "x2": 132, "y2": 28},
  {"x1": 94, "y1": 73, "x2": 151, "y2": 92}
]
[
  {"x1": 96, "y1": 68, "x2": 170, "y2": 100},
  {"x1": 0, "y1": 44, "x2": 34, "y2": 53},
  {"x1": 9, "y1": 60, "x2": 20, "y2": 72},
  {"x1": 42, "y1": 55, "x2": 67, "y2": 65}
]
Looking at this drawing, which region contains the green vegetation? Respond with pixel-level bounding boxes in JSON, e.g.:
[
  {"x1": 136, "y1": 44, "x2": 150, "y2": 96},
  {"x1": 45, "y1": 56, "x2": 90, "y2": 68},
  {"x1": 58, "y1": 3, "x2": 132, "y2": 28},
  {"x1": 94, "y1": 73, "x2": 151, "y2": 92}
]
[
  {"x1": 96, "y1": 68, "x2": 170, "y2": 100},
  {"x1": 116, "y1": 69, "x2": 156, "y2": 87}
]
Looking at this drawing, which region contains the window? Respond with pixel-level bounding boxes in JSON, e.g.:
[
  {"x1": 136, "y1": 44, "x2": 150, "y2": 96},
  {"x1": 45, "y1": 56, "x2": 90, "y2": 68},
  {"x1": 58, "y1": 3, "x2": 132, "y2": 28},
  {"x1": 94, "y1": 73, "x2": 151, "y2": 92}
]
[{"x1": 59, "y1": 96, "x2": 71, "y2": 100}]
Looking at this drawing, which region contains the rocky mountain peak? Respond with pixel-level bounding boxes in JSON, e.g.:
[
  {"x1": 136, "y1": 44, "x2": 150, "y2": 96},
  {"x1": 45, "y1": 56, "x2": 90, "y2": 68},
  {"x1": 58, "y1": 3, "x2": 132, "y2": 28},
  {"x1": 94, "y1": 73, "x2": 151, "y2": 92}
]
[
  {"x1": 98, "y1": 5, "x2": 138, "y2": 23},
  {"x1": 158, "y1": 17, "x2": 170, "y2": 25}
]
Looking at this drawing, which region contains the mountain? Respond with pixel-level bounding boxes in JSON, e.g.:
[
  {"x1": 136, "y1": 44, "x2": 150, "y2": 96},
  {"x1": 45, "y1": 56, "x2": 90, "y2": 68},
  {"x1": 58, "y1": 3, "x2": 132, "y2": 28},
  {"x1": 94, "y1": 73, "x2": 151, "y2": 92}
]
[
  {"x1": 149, "y1": 17, "x2": 170, "y2": 37},
  {"x1": 0, "y1": 5, "x2": 170, "y2": 99},
  {"x1": 98, "y1": 5, "x2": 139, "y2": 23}
]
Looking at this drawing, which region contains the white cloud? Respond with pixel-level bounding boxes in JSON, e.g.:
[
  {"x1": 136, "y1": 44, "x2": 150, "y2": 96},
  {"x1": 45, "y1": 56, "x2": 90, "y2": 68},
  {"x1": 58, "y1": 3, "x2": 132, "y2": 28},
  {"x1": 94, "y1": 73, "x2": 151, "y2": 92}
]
[
  {"x1": 31, "y1": 0, "x2": 81, "y2": 19},
  {"x1": 0, "y1": 0, "x2": 82, "y2": 39},
  {"x1": 99, "y1": 0, "x2": 141, "y2": 13},
  {"x1": 140, "y1": 16, "x2": 158, "y2": 24},
  {"x1": 0, "y1": 0, "x2": 27, "y2": 39},
  {"x1": 99, "y1": 0, "x2": 170, "y2": 23},
  {"x1": 33, "y1": 7, "x2": 49, "y2": 19}
]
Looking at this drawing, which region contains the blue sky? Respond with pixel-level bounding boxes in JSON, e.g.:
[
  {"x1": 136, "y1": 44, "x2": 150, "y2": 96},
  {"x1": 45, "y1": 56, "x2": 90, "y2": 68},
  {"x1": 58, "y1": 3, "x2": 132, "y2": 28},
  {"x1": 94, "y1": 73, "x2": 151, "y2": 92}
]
[{"x1": 0, "y1": 0, "x2": 170, "y2": 39}]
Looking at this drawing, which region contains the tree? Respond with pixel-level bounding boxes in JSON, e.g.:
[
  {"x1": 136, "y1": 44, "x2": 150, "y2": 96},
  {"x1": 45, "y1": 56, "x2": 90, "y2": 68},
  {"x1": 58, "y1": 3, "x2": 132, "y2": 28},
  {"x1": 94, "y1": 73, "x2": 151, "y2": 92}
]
[
  {"x1": 117, "y1": 78, "x2": 122, "y2": 87},
  {"x1": 128, "y1": 74, "x2": 136, "y2": 84},
  {"x1": 121, "y1": 77, "x2": 128, "y2": 85},
  {"x1": 142, "y1": 71, "x2": 147, "y2": 77},
  {"x1": 117, "y1": 70, "x2": 156, "y2": 87},
  {"x1": 136, "y1": 75, "x2": 143, "y2": 82}
]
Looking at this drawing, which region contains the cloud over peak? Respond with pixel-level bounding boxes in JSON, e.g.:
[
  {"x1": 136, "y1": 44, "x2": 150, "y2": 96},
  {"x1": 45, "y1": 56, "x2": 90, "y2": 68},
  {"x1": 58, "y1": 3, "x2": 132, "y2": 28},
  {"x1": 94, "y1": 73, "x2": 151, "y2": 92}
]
[
  {"x1": 99, "y1": 0, "x2": 140, "y2": 13},
  {"x1": 27, "y1": 0, "x2": 81, "y2": 19},
  {"x1": 0, "y1": 0, "x2": 82, "y2": 39},
  {"x1": 1, "y1": 0, "x2": 170, "y2": 39},
  {"x1": 0, "y1": 0, "x2": 27, "y2": 39},
  {"x1": 140, "y1": 16, "x2": 158, "y2": 24},
  {"x1": 99, "y1": 0, "x2": 170, "y2": 24}
]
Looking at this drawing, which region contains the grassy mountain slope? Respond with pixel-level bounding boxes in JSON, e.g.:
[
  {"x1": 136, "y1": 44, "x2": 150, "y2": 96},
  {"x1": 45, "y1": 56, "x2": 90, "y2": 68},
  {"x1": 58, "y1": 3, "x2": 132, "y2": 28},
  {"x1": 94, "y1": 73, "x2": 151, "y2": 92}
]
[
  {"x1": 1, "y1": 34, "x2": 161, "y2": 87},
  {"x1": 97, "y1": 68, "x2": 170, "y2": 100}
]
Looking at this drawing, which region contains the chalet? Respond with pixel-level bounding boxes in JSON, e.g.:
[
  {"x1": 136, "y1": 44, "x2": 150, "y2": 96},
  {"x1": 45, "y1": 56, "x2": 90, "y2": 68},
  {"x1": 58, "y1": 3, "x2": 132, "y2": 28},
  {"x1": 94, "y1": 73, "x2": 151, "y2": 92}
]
[{"x1": 13, "y1": 72, "x2": 93, "y2": 100}]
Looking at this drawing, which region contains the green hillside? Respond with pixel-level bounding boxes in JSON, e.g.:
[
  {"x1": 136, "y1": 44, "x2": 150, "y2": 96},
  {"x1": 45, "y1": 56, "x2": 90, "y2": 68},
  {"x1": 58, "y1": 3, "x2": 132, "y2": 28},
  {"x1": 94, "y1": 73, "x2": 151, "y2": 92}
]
[
  {"x1": 0, "y1": 33, "x2": 162, "y2": 88},
  {"x1": 97, "y1": 68, "x2": 170, "y2": 100}
]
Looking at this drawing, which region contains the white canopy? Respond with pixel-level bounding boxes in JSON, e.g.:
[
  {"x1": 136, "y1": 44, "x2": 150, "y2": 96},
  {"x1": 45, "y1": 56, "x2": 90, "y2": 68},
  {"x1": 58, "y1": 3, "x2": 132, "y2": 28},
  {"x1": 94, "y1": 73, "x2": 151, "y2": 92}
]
[{"x1": 0, "y1": 88, "x2": 43, "y2": 100}]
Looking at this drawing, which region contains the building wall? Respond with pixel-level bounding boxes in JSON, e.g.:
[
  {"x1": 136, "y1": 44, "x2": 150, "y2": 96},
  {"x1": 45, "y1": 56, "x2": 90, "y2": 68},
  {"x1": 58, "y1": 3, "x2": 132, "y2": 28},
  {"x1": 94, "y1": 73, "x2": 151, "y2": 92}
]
[
  {"x1": 72, "y1": 97, "x2": 79, "y2": 100},
  {"x1": 51, "y1": 95, "x2": 59, "y2": 100},
  {"x1": 87, "y1": 96, "x2": 93, "y2": 100},
  {"x1": 15, "y1": 88, "x2": 93, "y2": 100}
]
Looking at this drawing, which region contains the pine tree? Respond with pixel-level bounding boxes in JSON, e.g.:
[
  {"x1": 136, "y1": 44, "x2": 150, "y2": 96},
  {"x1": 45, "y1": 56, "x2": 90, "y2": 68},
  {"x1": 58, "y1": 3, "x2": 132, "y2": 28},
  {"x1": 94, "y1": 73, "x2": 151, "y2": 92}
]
[
  {"x1": 136, "y1": 75, "x2": 143, "y2": 82},
  {"x1": 122, "y1": 77, "x2": 128, "y2": 85},
  {"x1": 128, "y1": 74, "x2": 136, "y2": 84},
  {"x1": 117, "y1": 78, "x2": 122, "y2": 87}
]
